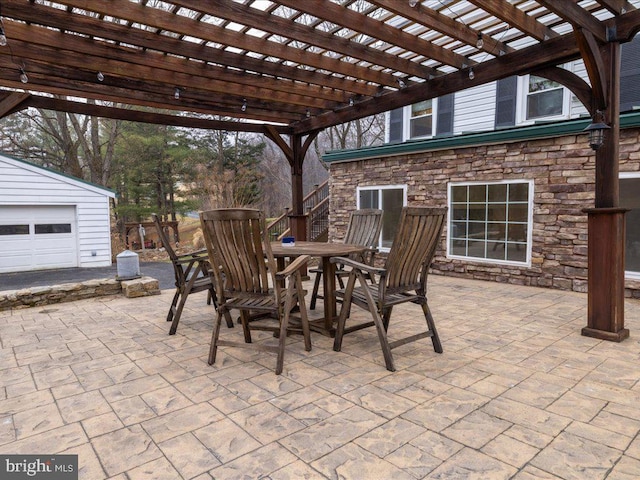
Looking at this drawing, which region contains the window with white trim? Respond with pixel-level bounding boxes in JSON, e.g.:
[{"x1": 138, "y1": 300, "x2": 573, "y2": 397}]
[
  {"x1": 410, "y1": 100, "x2": 433, "y2": 138},
  {"x1": 357, "y1": 185, "x2": 407, "y2": 251},
  {"x1": 620, "y1": 173, "x2": 640, "y2": 278},
  {"x1": 448, "y1": 180, "x2": 533, "y2": 265},
  {"x1": 518, "y1": 75, "x2": 569, "y2": 123}
]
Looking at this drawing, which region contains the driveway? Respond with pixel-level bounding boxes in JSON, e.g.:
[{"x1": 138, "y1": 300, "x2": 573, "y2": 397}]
[{"x1": 0, "y1": 262, "x2": 176, "y2": 291}]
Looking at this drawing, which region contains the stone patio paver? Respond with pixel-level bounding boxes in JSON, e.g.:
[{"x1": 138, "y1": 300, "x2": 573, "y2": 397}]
[{"x1": 1, "y1": 275, "x2": 640, "y2": 478}]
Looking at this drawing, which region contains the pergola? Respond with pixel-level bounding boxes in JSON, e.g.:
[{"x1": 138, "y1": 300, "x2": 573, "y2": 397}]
[{"x1": 1, "y1": 0, "x2": 640, "y2": 340}]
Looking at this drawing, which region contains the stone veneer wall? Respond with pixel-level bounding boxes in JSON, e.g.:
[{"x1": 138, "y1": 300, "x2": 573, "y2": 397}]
[
  {"x1": 0, "y1": 276, "x2": 160, "y2": 311},
  {"x1": 328, "y1": 128, "x2": 640, "y2": 297}
]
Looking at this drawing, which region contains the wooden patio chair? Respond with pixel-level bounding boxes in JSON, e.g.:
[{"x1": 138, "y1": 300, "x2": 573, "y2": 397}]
[
  {"x1": 199, "y1": 208, "x2": 312, "y2": 375},
  {"x1": 152, "y1": 213, "x2": 230, "y2": 335},
  {"x1": 332, "y1": 207, "x2": 446, "y2": 372},
  {"x1": 309, "y1": 208, "x2": 383, "y2": 310}
]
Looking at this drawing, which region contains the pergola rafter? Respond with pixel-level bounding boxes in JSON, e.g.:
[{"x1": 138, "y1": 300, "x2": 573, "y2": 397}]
[{"x1": 0, "y1": 0, "x2": 637, "y2": 134}]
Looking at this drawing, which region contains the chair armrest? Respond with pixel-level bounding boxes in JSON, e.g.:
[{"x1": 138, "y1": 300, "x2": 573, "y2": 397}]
[
  {"x1": 330, "y1": 256, "x2": 385, "y2": 276},
  {"x1": 361, "y1": 246, "x2": 378, "y2": 265},
  {"x1": 175, "y1": 252, "x2": 208, "y2": 265},
  {"x1": 276, "y1": 255, "x2": 310, "y2": 280},
  {"x1": 185, "y1": 248, "x2": 208, "y2": 257}
]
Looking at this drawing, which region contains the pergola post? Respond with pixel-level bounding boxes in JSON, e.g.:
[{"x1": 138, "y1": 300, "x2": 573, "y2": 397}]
[
  {"x1": 263, "y1": 128, "x2": 320, "y2": 243},
  {"x1": 581, "y1": 41, "x2": 630, "y2": 342},
  {"x1": 288, "y1": 133, "x2": 307, "y2": 243}
]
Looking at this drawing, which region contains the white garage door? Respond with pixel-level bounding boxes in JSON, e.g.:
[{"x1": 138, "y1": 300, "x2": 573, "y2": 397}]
[{"x1": 0, "y1": 205, "x2": 78, "y2": 273}]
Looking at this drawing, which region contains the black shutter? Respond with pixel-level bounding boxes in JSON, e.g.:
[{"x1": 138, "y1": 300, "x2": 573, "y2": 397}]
[
  {"x1": 620, "y1": 35, "x2": 640, "y2": 113},
  {"x1": 388, "y1": 108, "x2": 404, "y2": 143},
  {"x1": 495, "y1": 76, "x2": 518, "y2": 128},
  {"x1": 436, "y1": 93, "x2": 455, "y2": 136}
]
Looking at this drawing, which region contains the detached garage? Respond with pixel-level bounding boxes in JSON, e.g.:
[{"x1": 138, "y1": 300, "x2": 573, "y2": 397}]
[{"x1": 0, "y1": 154, "x2": 115, "y2": 273}]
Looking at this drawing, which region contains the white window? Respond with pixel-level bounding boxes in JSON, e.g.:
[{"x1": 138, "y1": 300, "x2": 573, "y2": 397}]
[
  {"x1": 620, "y1": 173, "x2": 640, "y2": 279},
  {"x1": 517, "y1": 75, "x2": 569, "y2": 124},
  {"x1": 447, "y1": 180, "x2": 533, "y2": 266},
  {"x1": 357, "y1": 185, "x2": 407, "y2": 252},
  {"x1": 410, "y1": 100, "x2": 434, "y2": 138}
]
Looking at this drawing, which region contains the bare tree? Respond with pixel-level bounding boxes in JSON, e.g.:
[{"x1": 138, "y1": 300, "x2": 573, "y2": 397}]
[{"x1": 0, "y1": 98, "x2": 121, "y2": 188}]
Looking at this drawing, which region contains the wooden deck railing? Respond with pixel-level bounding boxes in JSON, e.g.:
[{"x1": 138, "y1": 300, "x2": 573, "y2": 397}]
[{"x1": 266, "y1": 179, "x2": 329, "y2": 241}]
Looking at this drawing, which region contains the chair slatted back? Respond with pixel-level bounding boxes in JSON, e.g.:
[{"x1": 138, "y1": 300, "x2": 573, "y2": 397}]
[
  {"x1": 384, "y1": 207, "x2": 446, "y2": 292},
  {"x1": 152, "y1": 214, "x2": 179, "y2": 263},
  {"x1": 152, "y1": 213, "x2": 186, "y2": 287},
  {"x1": 343, "y1": 209, "x2": 383, "y2": 249},
  {"x1": 200, "y1": 208, "x2": 276, "y2": 298}
]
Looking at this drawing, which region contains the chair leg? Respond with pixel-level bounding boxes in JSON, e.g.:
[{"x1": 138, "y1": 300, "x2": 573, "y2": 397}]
[
  {"x1": 333, "y1": 272, "x2": 358, "y2": 353},
  {"x1": 223, "y1": 311, "x2": 234, "y2": 329},
  {"x1": 296, "y1": 274, "x2": 312, "y2": 352},
  {"x1": 208, "y1": 309, "x2": 225, "y2": 365},
  {"x1": 366, "y1": 310, "x2": 395, "y2": 372},
  {"x1": 167, "y1": 289, "x2": 180, "y2": 322},
  {"x1": 168, "y1": 292, "x2": 189, "y2": 335},
  {"x1": 356, "y1": 275, "x2": 395, "y2": 372},
  {"x1": 276, "y1": 309, "x2": 289, "y2": 375},
  {"x1": 239, "y1": 311, "x2": 252, "y2": 343},
  {"x1": 382, "y1": 307, "x2": 393, "y2": 331},
  {"x1": 310, "y1": 270, "x2": 322, "y2": 310},
  {"x1": 422, "y1": 301, "x2": 443, "y2": 354},
  {"x1": 209, "y1": 287, "x2": 233, "y2": 328}
]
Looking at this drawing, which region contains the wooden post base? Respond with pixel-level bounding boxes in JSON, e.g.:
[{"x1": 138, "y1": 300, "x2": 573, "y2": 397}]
[
  {"x1": 581, "y1": 326, "x2": 629, "y2": 342},
  {"x1": 582, "y1": 207, "x2": 629, "y2": 341}
]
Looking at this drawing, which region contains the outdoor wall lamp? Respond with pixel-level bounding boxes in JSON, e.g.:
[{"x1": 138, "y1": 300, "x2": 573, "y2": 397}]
[{"x1": 584, "y1": 111, "x2": 610, "y2": 150}]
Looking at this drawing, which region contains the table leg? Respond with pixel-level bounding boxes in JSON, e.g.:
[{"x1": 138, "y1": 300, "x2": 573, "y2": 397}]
[{"x1": 322, "y1": 256, "x2": 337, "y2": 333}]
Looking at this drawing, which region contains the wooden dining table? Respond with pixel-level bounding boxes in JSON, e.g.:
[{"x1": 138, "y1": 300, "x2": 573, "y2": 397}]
[{"x1": 271, "y1": 241, "x2": 368, "y2": 337}]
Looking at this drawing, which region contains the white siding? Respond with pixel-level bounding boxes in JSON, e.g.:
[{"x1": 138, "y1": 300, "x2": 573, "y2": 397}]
[
  {"x1": 569, "y1": 59, "x2": 591, "y2": 119},
  {"x1": 453, "y1": 82, "x2": 497, "y2": 134},
  {"x1": 393, "y1": 61, "x2": 594, "y2": 143},
  {"x1": 0, "y1": 155, "x2": 115, "y2": 270}
]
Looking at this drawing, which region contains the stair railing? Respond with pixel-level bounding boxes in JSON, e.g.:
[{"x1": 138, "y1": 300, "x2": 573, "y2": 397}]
[{"x1": 266, "y1": 179, "x2": 329, "y2": 241}]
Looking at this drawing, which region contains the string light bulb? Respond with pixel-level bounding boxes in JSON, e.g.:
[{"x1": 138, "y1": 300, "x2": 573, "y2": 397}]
[
  {"x1": 409, "y1": 0, "x2": 419, "y2": 7},
  {"x1": 97, "y1": 71, "x2": 104, "y2": 82},
  {"x1": 241, "y1": 99, "x2": 247, "y2": 112},
  {"x1": 174, "y1": 87, "x2": 180, "y2": 99},
  {"x1": 306, "y1": 108, "x2": 311, "y2": 118},
  {"x1": 476, "y1": 33, "x2": 484, "y2": 49},
  {"x1": 349, "y1": 97, "x2": 354, "y2": 107},
  {"x1": 397, "y1": 78, "x2": 406, "y2": 89},
  {"x1": 19, "y1": 67, "x2": 28, "y2": 84},
  {"x1": 468, "y1": 68, "x2": 475, "y2": 80},
  {"x1": 0, "y1": 27, "x2": 7, "y2": 47}
]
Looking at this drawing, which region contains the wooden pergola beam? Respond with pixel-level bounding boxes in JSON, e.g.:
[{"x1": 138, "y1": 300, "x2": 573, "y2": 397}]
[
  {"x1": 371, "y1": 0, "x2": 513, "y2": 57},
  {"x1": 19, "y1": 95, "x2": 292, "y2": 134},
  {"x1": 275, "y1": 0, "x2": 471, "y2": 70},
  {"x1": 537, "y1": 0, "x2": 608, "y2": 42},
  {"x1": 466, "y1": 0, "x2": 557, "y2": 41}
]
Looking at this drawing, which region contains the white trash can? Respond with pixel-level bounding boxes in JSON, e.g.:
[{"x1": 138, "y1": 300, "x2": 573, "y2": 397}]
[{"x1": 116, "y1": 250, "x2": 141, "y2": 280}]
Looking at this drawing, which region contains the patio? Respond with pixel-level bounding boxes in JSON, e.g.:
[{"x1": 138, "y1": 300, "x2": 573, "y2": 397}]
[{"x1": 1, "y1": 275, "x2": 640, "y2": 479}]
